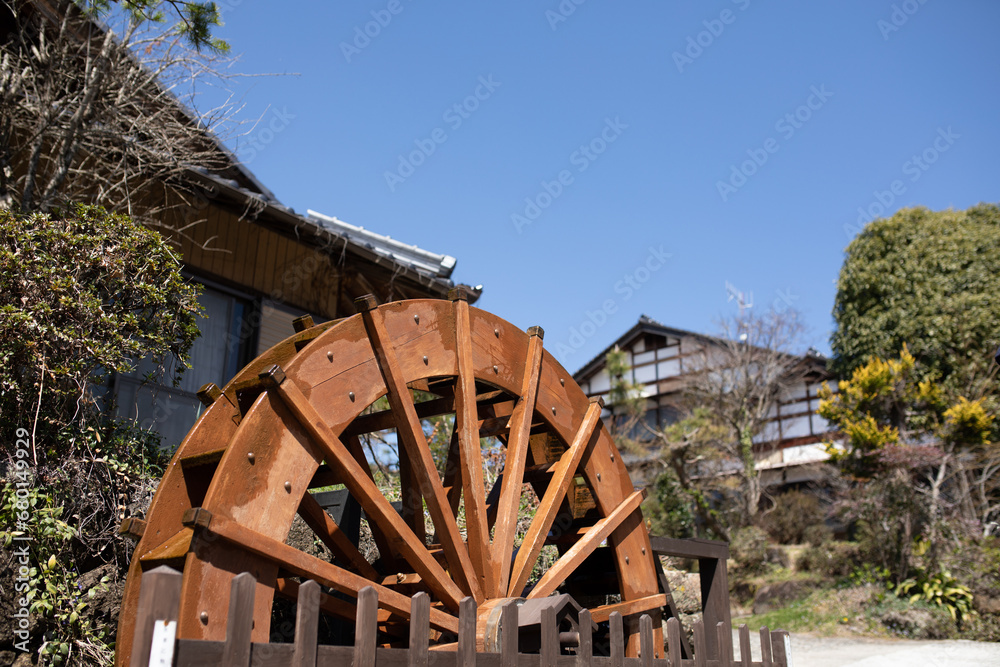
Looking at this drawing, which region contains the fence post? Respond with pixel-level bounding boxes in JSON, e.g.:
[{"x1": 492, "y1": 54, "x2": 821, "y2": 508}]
[
  {"x1": 771, "y1": 630, "x2": 791, "y2": 667},
  {"x1": 541, "y1": 605, "x2": 558, "y2": 667},
  {"x1": 716, "y1": 621, "x2": 733, "y2": 666},
  {"x1": 692, "y1": 620, "x2": 707, "y2": 666},
  {"x1": 292, "y1": 580, "x2": 320, "y2": 667},
  {"x1": 639, "y1": 615, "x2": 653, "y2": 667},
  {"x1": 409, "y1": 592, "x2": 430, "y2": 667},
  {"x1": 699, "y1": 548, "x2": 731, "y2": 660},
  {"x1": 354, "y1": 587, "x2": 378, "y2": 667},
  {"x1": 458, "y1": 597, "x2": 476, "y2": 667},
  {"x1": 578, "y1": 609, "x2": 593, "y2": 667},
  {"x1": 738, "y1": 624, "x2": 751, "y2": 667},
  {"x1": 665, "y1": 618, "x2": 681, "y2": 667},
  {"x1": 759, "y1": 627, "x2": 773, "y2": 667},
  {"x1": 221, "y1": 572, "x2": 256, "y2": 667},
  {"x1": 129, "y1": 565, "x2": 182, "y2": 667},
  {"x1": 500, "y1": 600, "x2": 518, "y2": 667},
  {"x1": 609, "y1": 612, "x2": 624, "y2": 667}
]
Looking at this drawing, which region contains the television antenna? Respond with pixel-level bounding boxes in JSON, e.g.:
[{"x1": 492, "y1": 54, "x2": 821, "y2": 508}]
[
  {"x1": 725, "y1": 281, "x2": 753, "y2": 316},
  {"x1": 725, "y1": 281, "x2": 753, "y2": 341}
]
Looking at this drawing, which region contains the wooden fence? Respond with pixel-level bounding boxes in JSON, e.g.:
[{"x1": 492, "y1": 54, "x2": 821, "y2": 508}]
[
  {"x1": 129, "y1": 565, "x2": 792, "y2": 667},
  {"x1": 649, "y1": 536, "x2": 733, "y2": 661}
]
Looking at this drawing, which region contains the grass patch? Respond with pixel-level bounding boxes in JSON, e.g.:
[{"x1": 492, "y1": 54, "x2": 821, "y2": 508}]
[{"x1": 743, "y1": 591, "x2": 847, "y2": 634}]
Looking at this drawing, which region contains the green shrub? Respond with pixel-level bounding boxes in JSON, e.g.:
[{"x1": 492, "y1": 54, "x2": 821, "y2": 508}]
[
  {"x1": 804, "y1": 523, "x2": 832, "y2": 547},
  {"x1": 760, "y1": 490, "x2": 827, "y2": 544},
  {"x1": 0, "y1": 205, "x2": 199, "y2": 664},
  {"x1": 643, "y1": 468, "x2": 695, "y2": 539},
  {"x1": 0, "y1": 204, "x2": 201, "y2": 457},
  {"x1": 730, "y1": 526, "x2": 770, "y2": 577},
  {"x1": 894, "y1": 570, "x2": 975, "y2": 624},
  {"x1": 848, "y1": 563, "x2": 891, "y2": 587},
  {"x1": 865, "y1": 589, "x2": 957, "y2": 639},
  {"x1": 798, "y1": 541, "x2": 861, "y2": 578}
]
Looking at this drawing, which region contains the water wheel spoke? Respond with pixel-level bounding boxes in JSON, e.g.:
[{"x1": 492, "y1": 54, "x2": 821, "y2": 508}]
[
  {"x1": 527, "y1": 489, "x2": 647, "y2": 600},
  {"x1": 297, "y1": 491, "x2": 379, "y2": 580},
  {"x1": 263, "y1": 367, "x2": 465, "y2": 609},
  {"x1": 508, "y1": 399, "x2": 603, "y2": 597},
  {"x1": 184, "y1": 509, "x2": 459, "y2": 633},
  {"x1": 587, "y1": 594, "x2": 667, "y2": 623},
  {"x1": 490, "y1": 326, "x2": 543, "y2": 596},
  {"x1": 452, "y1": 295, "x2": 494, "y2": 596},
  {"x1": 341, "y1": 390, "x2": 508, "y2": 439},
  {"x1": 343, "y1": 433, "x2": 400, "y2": 571},
  {"x1": 275, "y1": 577, "x2": 393, "y2": 624},
  {"x1": 358, "y1": 299, "x2": 484, "y2": 603}
]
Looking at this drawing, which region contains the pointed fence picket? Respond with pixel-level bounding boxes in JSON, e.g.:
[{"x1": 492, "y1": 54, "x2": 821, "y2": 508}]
[{"x1": 129, "y1": 566, "x2": 792, "y2": 667}]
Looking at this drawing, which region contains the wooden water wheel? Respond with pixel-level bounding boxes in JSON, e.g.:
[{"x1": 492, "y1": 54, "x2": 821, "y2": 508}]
[{"x1": 116, "y1": 294, "x2": 664, "y2": 665}]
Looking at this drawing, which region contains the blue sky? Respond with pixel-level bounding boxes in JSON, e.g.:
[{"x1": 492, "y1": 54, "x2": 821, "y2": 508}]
[{"x1": 208, "y1": 1, "x2": 999, "y2": 372}]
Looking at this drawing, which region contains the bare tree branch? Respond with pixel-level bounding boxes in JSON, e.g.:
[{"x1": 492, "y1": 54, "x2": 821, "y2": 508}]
[
  {"x1": 679, "y1": 308, "x2": 809, "y2": 523},
  {"x1": 1, "y1": 0, "x2": 261, "y2": 239}
]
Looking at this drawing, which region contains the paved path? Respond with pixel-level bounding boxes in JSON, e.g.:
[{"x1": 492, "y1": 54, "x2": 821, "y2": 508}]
[{"x1": 732, "y1": 631, "x2": 1000, "y2": 666}]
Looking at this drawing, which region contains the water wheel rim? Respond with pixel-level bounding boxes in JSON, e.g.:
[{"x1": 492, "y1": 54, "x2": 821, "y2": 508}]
[{"x1": 117, "y1": 298, "x2": 661, "y2": 663}]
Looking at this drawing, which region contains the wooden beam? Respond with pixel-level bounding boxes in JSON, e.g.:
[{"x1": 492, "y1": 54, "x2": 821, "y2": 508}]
[
  {"x1": 527, "y1": 489, "x2": 647, "y2": 599},
  {"x1": 491, "y1": 326, "x2": 544, "y2": 596},
  {"x1": 297, "y1": 492, "x2": 378, "y2": 580},
  {"x1": 588, "y1": 594, "x2": 666, "y2": 623},
  {"x1": 451, "y1": 295, "x2": 494, "y2": 596},
  {"x1": 181, "y1": 508, "x2": 459, "y2": 634},
  {"x1": 356, "y1": 298, "x2": 483, "y2": 603},
  {"x1": 507, "y1": 400, "x2": 602, "y2": 597},
  {"x1": 260, "y1": 365, "x2": 465, "y2": 610}
]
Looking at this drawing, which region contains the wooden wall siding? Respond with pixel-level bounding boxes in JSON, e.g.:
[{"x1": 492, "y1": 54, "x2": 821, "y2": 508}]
[
  {"x1": 164, "y1": 199, "x2": 344, "y2": 320},
  {"x1": 257, "y1": 300, "x2": 310, "y2": 356},
  {"x1": 129, "y1": 565, "x2": 793, "y2": 667},
  {"x1": 150, "y1": 183, "x2": 457, "y2": 326}
]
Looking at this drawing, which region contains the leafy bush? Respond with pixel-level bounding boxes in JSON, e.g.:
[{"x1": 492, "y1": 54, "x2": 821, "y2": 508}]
[
  {"x1": 643, "y1": 468, "x2": 695, "y2": 539},
  {"x1": 0, "y1": 204, "x2": 200, "y2": 457},
  {"x1": 730, "y1": 526, "x2": 770, "y2": 577},
  {"x1": 803, "y1": 523, "x2": 832, "y2": 547},
  {"x1": 944, "y1": 534, "x2": 1000, "y2": 601},
  {"x1": 848, "y1": 563, "x2": 891, "y2": 588},
  {"x1": 865, "y1": 588, "x2": 956, "y2": 639},
  {"x1": 894, "y1": 570, "x2": 975, "y2": 624},
  {"x1": 797, "y1": 541, "x2": 861, "y2": 578},
  {"x1": 0, "y1": 205, "x2": 199, "y2": 664},
  {"x1": 760, "y1": 490, "x2": 827, "y2": 544},
  {"x1": 1, "y1": 484, "x2": 113, "y2": 665}
]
